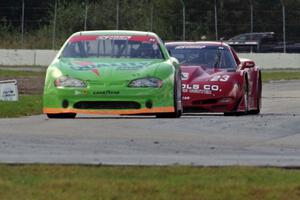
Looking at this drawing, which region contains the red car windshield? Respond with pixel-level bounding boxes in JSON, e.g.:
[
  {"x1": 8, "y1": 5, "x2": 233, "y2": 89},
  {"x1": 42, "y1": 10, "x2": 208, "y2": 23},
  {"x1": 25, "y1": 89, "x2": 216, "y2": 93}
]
[
  {"x1": 169, "y1": 45, "x2": 237, "y2": 69},
  {"x1": 61, "y1": 35, "x2": 163, "y2": 59}
]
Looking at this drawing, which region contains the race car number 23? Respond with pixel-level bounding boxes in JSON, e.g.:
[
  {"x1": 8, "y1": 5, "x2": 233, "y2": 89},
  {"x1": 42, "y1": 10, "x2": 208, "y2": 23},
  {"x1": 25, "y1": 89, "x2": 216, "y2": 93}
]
[{"x1": 210, "y1": 75, "x2": 230, "y2": 82}]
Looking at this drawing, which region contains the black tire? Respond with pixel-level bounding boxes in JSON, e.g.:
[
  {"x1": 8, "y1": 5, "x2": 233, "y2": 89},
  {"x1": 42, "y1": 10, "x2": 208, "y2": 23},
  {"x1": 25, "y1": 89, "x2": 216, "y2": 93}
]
[
  {"x1": 156, "y1": 72, "x2": 182, "y2": 118},
  {"x1": 243, "y1": 76, "x2": 249, "y2": 114},
  {"x1": 224, "y1": 112, "x2": 242, "y2": 116},
  {"x1": 47, "y1": 113, "x2": 76, "y2": 119},
  {"x1": 248, "y1": 96, "x2": 260, "y2": 115},
  {"x1": 224, "y1": 75, "x2": 249, "y2": 116},
  {"x1": 249, "y1": 73, "x2": 262, "y2": 115}
]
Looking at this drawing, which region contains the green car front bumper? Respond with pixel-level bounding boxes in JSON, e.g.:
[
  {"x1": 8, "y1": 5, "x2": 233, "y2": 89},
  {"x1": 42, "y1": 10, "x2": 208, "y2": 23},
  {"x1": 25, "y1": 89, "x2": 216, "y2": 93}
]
[{"x1": 43, "y1": 82, "x2": 175, "y2": 115}]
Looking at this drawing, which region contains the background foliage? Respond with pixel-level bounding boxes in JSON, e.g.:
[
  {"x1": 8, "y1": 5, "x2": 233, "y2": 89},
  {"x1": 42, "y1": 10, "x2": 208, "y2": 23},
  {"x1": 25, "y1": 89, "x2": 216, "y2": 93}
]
[{"x1": 0, "y1": 0, "x2": 299, "y2": 49}]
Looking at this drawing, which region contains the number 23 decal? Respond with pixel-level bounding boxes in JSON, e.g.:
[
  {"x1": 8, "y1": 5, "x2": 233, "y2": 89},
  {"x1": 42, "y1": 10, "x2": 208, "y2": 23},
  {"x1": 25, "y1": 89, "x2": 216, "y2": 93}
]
[{"x1": 211, "y1": 75, "x2": 230, "y2": 82}]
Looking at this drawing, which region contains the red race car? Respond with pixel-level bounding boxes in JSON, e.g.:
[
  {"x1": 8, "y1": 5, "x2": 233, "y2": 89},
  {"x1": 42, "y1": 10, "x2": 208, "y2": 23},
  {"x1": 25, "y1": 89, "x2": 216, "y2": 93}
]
[{"x1": 166, "y1": 41, "x2": 262, "y2": 115}]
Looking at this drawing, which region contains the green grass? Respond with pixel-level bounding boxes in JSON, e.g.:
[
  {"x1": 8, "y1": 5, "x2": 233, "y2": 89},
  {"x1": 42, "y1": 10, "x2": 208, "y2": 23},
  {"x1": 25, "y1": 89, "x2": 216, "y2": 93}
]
[
  {"x1": 262, "y1": 70, "x2": 300, "y2": 82},
  {"x1": 0, "y1": 69, "x2": 45, "y2": 77},
  {"x1": 0, "y1": 165, "x2": 299, "y2": 200},
  {"x1": 0, "y1": 95, "x2": 42, "y2": 118}
]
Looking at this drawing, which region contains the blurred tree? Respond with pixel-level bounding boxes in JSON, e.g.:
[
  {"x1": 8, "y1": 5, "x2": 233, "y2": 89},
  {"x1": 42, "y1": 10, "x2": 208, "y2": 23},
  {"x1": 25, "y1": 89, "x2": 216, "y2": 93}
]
[{"x1": 1, "y1": 0, "x2": 300, "y2": 48}]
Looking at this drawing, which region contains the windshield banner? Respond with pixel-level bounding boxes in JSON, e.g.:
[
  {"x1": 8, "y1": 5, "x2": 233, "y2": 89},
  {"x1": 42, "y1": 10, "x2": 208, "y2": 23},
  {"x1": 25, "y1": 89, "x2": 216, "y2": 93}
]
[{"x1": 69, "y1": 35, "x2": 158, "y2": 44}]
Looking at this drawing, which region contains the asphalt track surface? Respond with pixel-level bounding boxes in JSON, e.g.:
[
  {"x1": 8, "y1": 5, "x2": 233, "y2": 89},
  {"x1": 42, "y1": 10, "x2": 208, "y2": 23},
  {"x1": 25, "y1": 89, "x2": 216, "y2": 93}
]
[{"x1": 0, "y1": 81, "x2": 300, "y2": 166}]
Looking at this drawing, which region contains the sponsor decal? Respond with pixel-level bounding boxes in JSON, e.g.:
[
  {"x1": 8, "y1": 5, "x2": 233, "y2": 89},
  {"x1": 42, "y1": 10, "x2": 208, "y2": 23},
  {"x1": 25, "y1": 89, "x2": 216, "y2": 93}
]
[
  {"x1": 182, "y1": 83, "x2": 221, "y2": 94},
  {"x1": 69, "y1": 61, "x2": 152, "y2": 72},
  {"x1": 93, "y1": 90, "x2": 120, "y2": 95},
  {"x1": 83, "y1": 90, "x2": 88, "y2": 95},
  {"x1": 70, "y1": 35, "x2": 158, "y2": 43},
  {"x1": 71, "y1": 61, "x2": 99, "y2": 76},
  {"x1": 69, "y1": 35, "x2": 98, "y2": 43},
  {"x1": 175, "y1": 45, "x2": 206, "y2": 49},
  {"x1": 74, "y1": 90, "x2": 81, "y2": 95},
  {"x1": 203, "y1": 84, "x2": 219, "y2": 91},
  {"x1": 148, "y1": 38, "x2": 156, "y2": 43},
  {"x1": 182, "y1": 96, "x2": 190, "y2": 100},
  {"x1": 188, "y1": 90, "x2": 212, "y2": 94},
  {"x1": 74, "y1": 90, "x2": 88, "y2": 96},
  {"x1": 181, "y1": 72, "x2": 189, "y2": 80},
  {"x1": 97, "y1": 35, "x2": 132, "y2": 40},
  {"x1": 116, "y1": 62, "x2": 151, "y2": 70},
  {"x1": 91, "y1": 68, "x2": 99, "y2": 76}
]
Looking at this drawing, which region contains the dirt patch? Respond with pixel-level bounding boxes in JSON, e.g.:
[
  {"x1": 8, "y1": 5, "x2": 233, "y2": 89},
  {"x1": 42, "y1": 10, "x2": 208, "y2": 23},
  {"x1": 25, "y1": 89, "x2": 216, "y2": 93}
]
[{"x1": 0, "y1": 75, "x2": 45, "y2": 94}]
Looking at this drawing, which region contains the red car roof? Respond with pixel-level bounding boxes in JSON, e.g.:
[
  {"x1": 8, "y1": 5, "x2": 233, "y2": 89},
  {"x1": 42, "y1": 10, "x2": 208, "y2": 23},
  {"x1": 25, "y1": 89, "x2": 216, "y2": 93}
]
[{"x1": 165, "y1": 41, "x2": 230, "y2": 48}]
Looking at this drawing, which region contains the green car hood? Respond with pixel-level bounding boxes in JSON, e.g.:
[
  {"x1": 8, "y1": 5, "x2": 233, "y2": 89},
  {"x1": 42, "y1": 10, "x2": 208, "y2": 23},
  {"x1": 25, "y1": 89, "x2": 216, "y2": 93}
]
[{"x1": 51, "y1": 58, "x2": 167, "y2": 82}]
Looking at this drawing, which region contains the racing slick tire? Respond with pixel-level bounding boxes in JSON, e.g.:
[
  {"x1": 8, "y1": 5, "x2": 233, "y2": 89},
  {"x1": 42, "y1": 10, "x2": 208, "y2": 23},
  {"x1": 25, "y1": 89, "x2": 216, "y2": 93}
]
[
  {"x1": 156, "y1": 72, "x2": 182, "y2": 118},
  {"x1": 224, "y1": 75, "x2": 249, "y2": 116},
  {"x1": 248, "y1": 74, "x2": 262, "y2": 115},
  {"x1": 47, "y1": 113, "x2": 77, "y2": 119}
]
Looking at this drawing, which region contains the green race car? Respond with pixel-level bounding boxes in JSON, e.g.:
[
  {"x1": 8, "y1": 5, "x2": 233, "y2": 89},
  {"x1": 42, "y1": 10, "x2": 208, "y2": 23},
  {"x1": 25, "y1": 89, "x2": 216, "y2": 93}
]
[{"x1": 43, "y1": 30, "x2": 182, "y2": 118}]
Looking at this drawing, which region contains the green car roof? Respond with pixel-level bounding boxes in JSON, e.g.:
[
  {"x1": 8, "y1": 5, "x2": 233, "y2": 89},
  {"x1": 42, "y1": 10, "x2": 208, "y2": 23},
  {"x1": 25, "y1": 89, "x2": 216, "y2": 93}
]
[{"x1": 71, "y1": 30, "x2": 159, "y2": 37}]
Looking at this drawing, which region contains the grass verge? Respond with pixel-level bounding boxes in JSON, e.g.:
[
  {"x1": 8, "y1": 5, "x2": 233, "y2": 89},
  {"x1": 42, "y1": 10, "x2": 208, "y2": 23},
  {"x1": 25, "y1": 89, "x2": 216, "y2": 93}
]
[
  {"x1": 262, "y1": 70, "x2": 300, "y2": 82},
  {"x1": 0, "y1": 165, "x2": 299, "y2": 200},
  {"x1": 0, "y1": 69, "x2": 45, "y2": 77},
  {"x1": 0, "y1": 95, "x2": 42, "y2": 118}
]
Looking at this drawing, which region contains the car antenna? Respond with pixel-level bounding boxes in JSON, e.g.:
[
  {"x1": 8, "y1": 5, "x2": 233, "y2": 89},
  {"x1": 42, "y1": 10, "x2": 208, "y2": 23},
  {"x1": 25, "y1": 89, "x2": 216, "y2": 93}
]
[
  {"x1": 214, "y1": 38, "x2": 224, "y2": 69},
  {"x1": 220, "y1": 37, "x2": 225, "y2": 46}
]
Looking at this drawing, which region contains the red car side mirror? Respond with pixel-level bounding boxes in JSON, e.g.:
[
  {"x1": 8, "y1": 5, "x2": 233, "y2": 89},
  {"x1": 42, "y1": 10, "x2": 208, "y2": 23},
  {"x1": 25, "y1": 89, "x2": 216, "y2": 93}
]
[{"x1": 240, "y1": 60, "x2": 255, "y2": 69}]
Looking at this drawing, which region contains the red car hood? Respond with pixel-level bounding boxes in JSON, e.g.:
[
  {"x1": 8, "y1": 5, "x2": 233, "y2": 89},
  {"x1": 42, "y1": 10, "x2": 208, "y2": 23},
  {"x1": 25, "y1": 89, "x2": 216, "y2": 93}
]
[
  {"x1": 180, "y1": 65, "x2": 244, "y2": 97},
  {"x1": 181, "y1": 65, "x2": 234, "y2": 83}
]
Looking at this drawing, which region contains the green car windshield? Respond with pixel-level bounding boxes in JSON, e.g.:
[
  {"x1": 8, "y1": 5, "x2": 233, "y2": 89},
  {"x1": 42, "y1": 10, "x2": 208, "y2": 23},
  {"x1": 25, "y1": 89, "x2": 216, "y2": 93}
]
[{"x1": 61, "y1": 35, "x2": 163, "y2": 59}]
